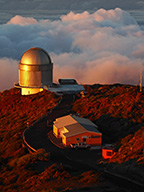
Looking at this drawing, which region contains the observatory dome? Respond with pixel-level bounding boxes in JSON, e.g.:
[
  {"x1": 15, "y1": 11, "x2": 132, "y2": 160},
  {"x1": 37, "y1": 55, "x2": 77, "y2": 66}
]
[
  {"x1": 18, "y1": 47, "x2": 53, "y2": 95},
  {"x1": 20, "y1": 47, "x2": 51, "y2": 65}
]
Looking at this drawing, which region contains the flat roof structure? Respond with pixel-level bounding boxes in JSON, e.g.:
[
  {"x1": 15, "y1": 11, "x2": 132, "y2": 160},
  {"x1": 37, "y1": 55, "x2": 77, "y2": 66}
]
[
  {"x1": 46, "y1": 84, "x2": 84, "y2": 94},
  {"x1": 54, "y1": 115, "x2": 101, "y2": 138},
  {"x1": 58, "y1": 79, "x2": 77, "y2": 85},
  {"x1": 53, "y1": 115, "x2": 102, "y2": 146}
]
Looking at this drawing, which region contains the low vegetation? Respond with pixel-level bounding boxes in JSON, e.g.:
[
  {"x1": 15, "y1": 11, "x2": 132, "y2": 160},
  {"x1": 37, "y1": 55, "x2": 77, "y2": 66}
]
[
  {"x1": 1, "y1": 84, "x2": 144, "y2": 191},
  {"x1": 73, "y1": 84, "x2": 144, "y2": 183},
  {"x1": 0, "y1": 88, "x2": 61, "y2": 191},
  {"x1": 73, "y1": 84, "x2": 144, "y2": 123},
  {"x1": 0, "y1": 88, "x2": 102, "y2": 191},
  {"x1": 0, "y1": 88, "x2": 60, "y2": 158}
]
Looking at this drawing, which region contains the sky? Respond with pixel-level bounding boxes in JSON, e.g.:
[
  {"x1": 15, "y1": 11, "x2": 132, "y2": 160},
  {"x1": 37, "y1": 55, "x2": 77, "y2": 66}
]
[
  {"x1": 0, "y1": 1, "x2": 144, "y2": 91},
  {"x1": 1, "y1": 0, "x2": 144, "y2": 11}
]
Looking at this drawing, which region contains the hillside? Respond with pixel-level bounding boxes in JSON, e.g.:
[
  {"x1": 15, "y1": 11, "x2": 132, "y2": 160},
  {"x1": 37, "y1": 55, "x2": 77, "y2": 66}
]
[
  {"x1": 72, "y1": 84, "x2": 144, "y2": 183},
  {"x1": 0, "y1": 85, "x2": 144, "y2": 191},
  {"x1": 0, "y1": 88, "x2": 62, "y2": 191},
  {"x1": 73, "y1": 84, "x2": 144, "y2": 123},
  {"x1": 0, "y1": 88, "x2": 60, "y2": 159},
  {"x1": 0, "y1": 88, "x2": 105, "y2": 192}
]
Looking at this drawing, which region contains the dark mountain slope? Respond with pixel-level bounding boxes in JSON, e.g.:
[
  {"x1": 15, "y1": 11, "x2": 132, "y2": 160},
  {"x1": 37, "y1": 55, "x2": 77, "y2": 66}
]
[
  {"x1": 72, "y1": 84, "x2": 144, "y2": 183},
  {"x1": 0, "y1": 88, "x2": 60, "y2": 158}
]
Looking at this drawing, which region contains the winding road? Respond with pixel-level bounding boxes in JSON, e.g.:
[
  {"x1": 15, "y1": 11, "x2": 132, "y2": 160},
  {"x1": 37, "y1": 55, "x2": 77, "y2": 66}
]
[
  {"x1": 24, "y1": 94, "x2": 144, "y2": 191},
  {"x1": 24, "y1": 94, "x2": 97, "y2": 171}
]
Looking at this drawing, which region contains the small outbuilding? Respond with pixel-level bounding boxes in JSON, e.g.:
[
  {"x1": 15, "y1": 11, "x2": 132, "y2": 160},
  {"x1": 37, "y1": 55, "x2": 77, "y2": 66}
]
[
  {"x1": 53, "y1": 115, "x2": 102, "y2": 146},
  {"x1": 102, "y1": 146, "x2": 115, "y2": 159}
]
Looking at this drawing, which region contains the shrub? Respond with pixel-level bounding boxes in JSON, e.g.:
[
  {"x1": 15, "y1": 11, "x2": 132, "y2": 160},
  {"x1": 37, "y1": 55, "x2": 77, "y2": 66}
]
[
  {"x1": 79, "y1": 171, "x2": 98, "y2": 184},
  {"x1": 36, "y1": 148, "x2": 50, "y2": 161},
  {"x1": 121, "y1": 134, "x2": 133, "y2": 145},
  {"x1": 9, "y1": 149, "x2": 50, "y2": 168},
  {"x1": 9, "y1": 154, "x2": 34, "y2": 168},
  {"x1": 53, "y1": 170, "x2": 70, "y2": 180},
  {"x1": 44, "y1": 164, "x2": 57, "y2": 176}
]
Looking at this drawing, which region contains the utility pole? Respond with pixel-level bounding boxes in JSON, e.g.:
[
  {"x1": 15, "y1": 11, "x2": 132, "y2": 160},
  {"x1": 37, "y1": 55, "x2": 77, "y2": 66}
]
[{"x1": 140, "y1": 71, "x2": 142, "y2": 92}]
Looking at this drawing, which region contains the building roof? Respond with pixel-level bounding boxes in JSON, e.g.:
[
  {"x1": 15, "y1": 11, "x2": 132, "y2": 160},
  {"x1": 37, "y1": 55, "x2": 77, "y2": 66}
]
[
  {"x1": 54, "y1": 115, "x2": 101, "y2": 138},
  {"x1": 47, "y1": 84, "x2": 84, "y2": 94},
  {"x1": 58, "y1": 79, "x2": 77, "y2": 85},
  {"x1": 54, "y1": 115, "x2": 77, "y2": 128},
  {"x1": 20, "y1": 47, "x2": 51, "y2": 65}
]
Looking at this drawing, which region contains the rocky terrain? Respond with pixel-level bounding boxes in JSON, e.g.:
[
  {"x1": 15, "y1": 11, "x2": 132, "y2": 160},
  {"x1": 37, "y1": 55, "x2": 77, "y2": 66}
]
[
  {"x1": 0, "y1": 88, "x2": 104, "y2": 192},
  {"x1": 0, "y1": 85, "x2": 144, "y2": 191},
  {"x1": 72, "y1": 84, "x2": 144, "y2": 184}
]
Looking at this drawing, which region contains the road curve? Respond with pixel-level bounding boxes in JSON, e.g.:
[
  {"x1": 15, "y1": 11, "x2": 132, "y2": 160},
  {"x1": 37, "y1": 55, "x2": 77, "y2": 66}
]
[
  {"x1": 24, "y1": 94, "x2": 74, "y2": 151},
  {"x1": 23, "y1": 94, "x2": 144, "y2": 191},
  {"x1": 24, "y1": 94, "x2": 95, "y2": 171}
]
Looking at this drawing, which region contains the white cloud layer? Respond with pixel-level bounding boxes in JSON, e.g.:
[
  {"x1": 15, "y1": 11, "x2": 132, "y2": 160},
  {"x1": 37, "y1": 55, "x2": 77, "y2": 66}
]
[
  {"x1": 0, "y1": 58, "x2": 18, "y2": 91},
  {"x1": 0, "y1": 8, "x2": 144, "y2": 91}
]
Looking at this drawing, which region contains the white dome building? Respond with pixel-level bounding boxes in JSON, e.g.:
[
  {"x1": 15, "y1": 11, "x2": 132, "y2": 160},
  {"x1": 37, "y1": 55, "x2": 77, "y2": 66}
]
[{"x1": 15, "y1": 47, "x2": 53, "y2": 95}]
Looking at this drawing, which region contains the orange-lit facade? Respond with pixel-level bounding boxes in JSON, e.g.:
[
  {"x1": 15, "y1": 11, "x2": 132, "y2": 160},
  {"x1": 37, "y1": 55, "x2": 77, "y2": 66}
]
[
  {"x1": 102, "y1": 147, "x2": 115, "y2": 159},
  {"x1": 53, "y1": 115, "x2": 102, "y2": 146}
]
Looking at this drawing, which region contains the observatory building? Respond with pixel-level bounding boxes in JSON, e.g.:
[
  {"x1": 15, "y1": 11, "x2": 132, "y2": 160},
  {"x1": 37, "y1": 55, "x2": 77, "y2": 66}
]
[
  {"x1": 15, "y1": 47, "x2": 84, "y2": 95},
  {"x1": 15, "y1": 47, "x2": 53, "y2": 95}
]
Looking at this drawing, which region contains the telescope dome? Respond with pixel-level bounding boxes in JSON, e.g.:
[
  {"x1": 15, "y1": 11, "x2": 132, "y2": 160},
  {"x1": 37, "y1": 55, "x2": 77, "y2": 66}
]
[
  {"x1": 20, "y1": 47, "x2": 51, "y2": 65},
  {"x1": 17, "y1": 47, "x2": 53, "y2": 95}
]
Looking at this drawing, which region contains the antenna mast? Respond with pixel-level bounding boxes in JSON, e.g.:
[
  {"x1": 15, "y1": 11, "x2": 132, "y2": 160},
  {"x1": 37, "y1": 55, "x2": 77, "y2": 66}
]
[{"x1": 140, "y1": 71, "x2": 142, "y2": 92}]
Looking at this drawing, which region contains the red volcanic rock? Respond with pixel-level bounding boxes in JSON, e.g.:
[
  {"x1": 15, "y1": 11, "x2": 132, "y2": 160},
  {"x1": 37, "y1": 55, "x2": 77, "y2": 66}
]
[
  {"x1": 73, "y1": 84, "x2": 144, "y2": 123},
  {"x1": 0, "y1": 88, "x2": 60, "y2": 158},
  {"x1": 73, "y1": 84, "x2": 144, "y2": 164},
  {"x1": 109, "y1": 127, "x2": 144, "y2": 164}
]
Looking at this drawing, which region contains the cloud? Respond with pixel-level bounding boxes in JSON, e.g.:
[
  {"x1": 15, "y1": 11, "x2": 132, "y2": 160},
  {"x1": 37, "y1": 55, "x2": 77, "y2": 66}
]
[
  {"x1": 0, "y1": 58, "x2": 18, "y2": 91},
  {"x1": 61, "y1": 8, "x2": 137, "y2": 25},
  {"x1": 7, "y1": 15, "x2": 38, "y2": 26},
  {"x1": 0, "y1": 8, "x2": 144, "y2": 91},
  {"x1": 53, "y1": 52, "x2": 143, "y2": 85}
]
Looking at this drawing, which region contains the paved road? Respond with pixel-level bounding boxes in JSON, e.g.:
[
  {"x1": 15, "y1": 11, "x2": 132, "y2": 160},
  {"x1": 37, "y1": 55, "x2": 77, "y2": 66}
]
[
  {"x1": 24, "y1": 94, "x2": 144, "y2": 191},
  {"x1": 25, "y1": 94, "x2": 73, "y2": 151},
  {"x1": 24, "y1": 94, "x2": 100, "y2": 171}
]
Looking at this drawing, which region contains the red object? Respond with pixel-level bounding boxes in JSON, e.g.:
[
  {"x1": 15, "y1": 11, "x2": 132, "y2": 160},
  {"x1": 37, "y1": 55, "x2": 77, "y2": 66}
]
[{"x1": 102, "y1": 146, "x2": 115, "y2": 159}]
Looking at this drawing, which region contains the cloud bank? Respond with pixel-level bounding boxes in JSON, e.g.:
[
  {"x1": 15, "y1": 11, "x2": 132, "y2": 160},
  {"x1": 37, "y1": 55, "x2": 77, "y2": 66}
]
[{"x1": 0, "y1": 8, "x2": 144, "y2": 91}]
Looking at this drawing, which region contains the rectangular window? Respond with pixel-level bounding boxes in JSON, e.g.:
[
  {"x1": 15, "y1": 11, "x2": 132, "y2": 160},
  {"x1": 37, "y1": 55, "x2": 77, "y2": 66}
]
[
  {"x1": 107, "y1": 151, "x2": 112, "y2": 156},
  {"x1": 76, "y1": 138, "x2": 80, "y2": 141},
  {"x1": 68, "y1": 139, "x2": 70, "y2": 142}
]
